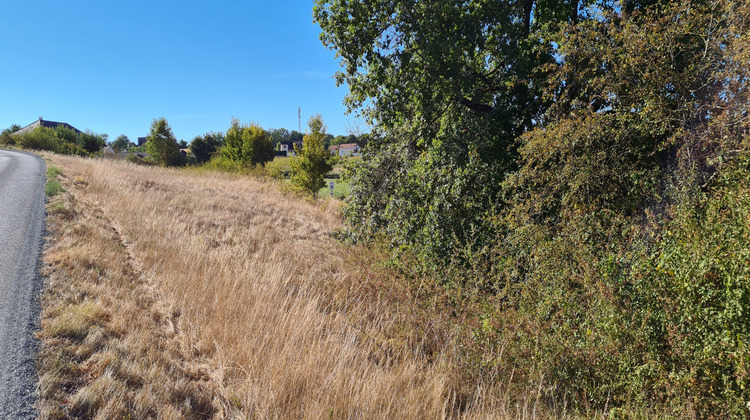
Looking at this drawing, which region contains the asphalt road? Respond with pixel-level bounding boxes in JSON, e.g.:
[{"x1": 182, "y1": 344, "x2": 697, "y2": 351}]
[{"x1": 0, "y1": 149, "x2": 46, "y2": 418}]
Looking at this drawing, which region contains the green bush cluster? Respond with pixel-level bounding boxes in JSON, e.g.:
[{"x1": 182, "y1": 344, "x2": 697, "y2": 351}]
[
  {"x1": 291, "y1": 115, "x2": 335, "y2": 196},
  {"x1": 5, "y1": 125, "x2": 106, "y2": 156},
  {"x1": 215, "y1": 119, "x2": 274, "y2": 168},
  {"x1": 320, "y1": 0, "x2": 750, "y2": 415}
]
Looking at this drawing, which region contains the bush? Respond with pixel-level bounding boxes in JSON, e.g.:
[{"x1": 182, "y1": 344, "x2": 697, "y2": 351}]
[
  {"x1": 1, "y1": 124, "x2": 21, "y2": 146},
  {"x1": 290, "y1": 115, "x2": 334, "y2": 196},
  {"x1": 219, "y1": 119, "x2": 274, "y2": 167},
  {"x1": 204, "y1": 154, "x2": 251, "y2": 174},
  {"x1": 17, "y1": 127, "x2": 64, "y2": 152},
  {"x1": 627, "y1": 159, "x2": 750, "y2": 416}
]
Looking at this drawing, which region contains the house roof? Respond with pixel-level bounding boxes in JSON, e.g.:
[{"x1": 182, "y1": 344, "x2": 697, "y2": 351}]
[
  {"x1": 15, "y1": 118, "x2": 82, "y2": 135},
  {"x1": 329, "y1": 143, "x2": 359, "y2": 151}
]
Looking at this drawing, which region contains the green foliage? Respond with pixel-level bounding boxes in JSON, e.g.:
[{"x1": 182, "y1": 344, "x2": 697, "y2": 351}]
[
  {"x1": 317, "y1": 179, "x2": 349, "y2": 199},
  {"x1": 486, "y1": 1, "x2": 750, "y2": 415},
  {"x1": 6, "y1": 124, "x2": 104, "y2": 155},
  {"x1": 341, "y1": 130, "x2": 502, "y2": 266},
  {"x1": 329, "y1": 134, "x2": 358, "y2": 147},
  {"x1": 317, "y1": 0, "x2": 558, "y2": 267},
  {"x1": 77, "y1": 130, "x2": 107, "y2": 154},
  {"x1": 267, "y1": 127, "x2": 290, "y2": 148},
  {"x1": 0, "y1": 124, "x2": 21, "y2": 146},
  {"x1": 53, "y1": 125, "x2": 106, "y2": 154},
  {"x1": 16, "y1": 127, "x2": 69, "y2": 153},
  {"x1": 111, "y1": 134, "x2": 133, "y2": 152},
  {"x1": 620, "y1": 160, "x2": 750, "y2": 416},
  {"x1": 219, "y1": 119, "x2": 274, "y2": 167},
  {"x1": 264, "y1": 157, "x2": 291, "y2": 179},
  {"x1": 45, "y1": 166, "x2": 64, "y2": 197},
  {"x1": 145, "y1": 118, "x2": 181, "y2": 166},
  {"x1": 47, "y1": 166, "x2": 63, "y2": 178},
  {"x1": 290, "y1": 115, "x2": 334, "y2": 196},
  {"x1": 190, "y1": 131, "x2": 224, "y2": 164},
  {"x1": 319, "y1": 0, "x2": 750, "y2": 415},
  {"x1": 204, "y1": 154, "x2": 249, "y2": 173},
  {"x1": 45, "y1": 180, "x2": 64, "y2": 197},
  {"x1": 125, "y1": 153, "x2": 155, "y2": 166}
]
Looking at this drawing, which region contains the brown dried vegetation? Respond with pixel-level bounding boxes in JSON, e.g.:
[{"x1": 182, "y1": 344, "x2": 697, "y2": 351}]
[{"x1": 37, "y1": 154, "x2": 545, "y2": 419}]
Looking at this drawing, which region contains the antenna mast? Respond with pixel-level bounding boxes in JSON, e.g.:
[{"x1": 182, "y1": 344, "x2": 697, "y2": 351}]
[{"x1": 298, "y1": 107, "x2": 301, "y2": 132}]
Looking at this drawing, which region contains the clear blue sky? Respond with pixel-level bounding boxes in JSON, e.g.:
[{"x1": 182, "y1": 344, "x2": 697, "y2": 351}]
[{"x1": 0, "y1": 0, "x2": 364, "y2": 142}]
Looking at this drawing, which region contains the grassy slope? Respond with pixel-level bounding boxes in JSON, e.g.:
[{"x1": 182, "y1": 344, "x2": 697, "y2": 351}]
[
  {"x1": 37, "y1": 154, "x2": 543, "y2": 419},
  {"x1": 39, "y1": 160, "x2": 231, "y2": 418}
]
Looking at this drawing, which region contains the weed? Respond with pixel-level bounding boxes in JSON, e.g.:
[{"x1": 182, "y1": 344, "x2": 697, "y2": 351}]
[{"x1": 45, "y1": 180, "x2": 64, "y2": 197}]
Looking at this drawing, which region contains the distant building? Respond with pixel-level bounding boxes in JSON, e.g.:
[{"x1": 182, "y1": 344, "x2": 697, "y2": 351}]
[
  {"x1": 100, "y1": 146, "x2": 148, "y2": 160},
  {"x1": 14, "y1": 117, "x2": 81, "y2": 135},
  {"x1": 137, "y1": 137, "x2": 147, "y2": 146},
  {"x1": 329, "y1": 143, "x2": 360, "y2": 157},
  {"x1": 100, "y1": 145, "x2": 117, "y2": 158},
  {"x1": 279, "y1": 140, "x2": 303, "y2": 156}
]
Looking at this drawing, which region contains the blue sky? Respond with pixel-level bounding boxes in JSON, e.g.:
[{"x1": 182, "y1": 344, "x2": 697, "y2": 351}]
[{"x1": 0, "y1": 0, "x2": 363, "y2": 142}]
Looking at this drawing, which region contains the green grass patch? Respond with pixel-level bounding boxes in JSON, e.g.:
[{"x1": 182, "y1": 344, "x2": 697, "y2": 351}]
[
  {"x1": 47, "y1": 166, "x2": 63, "y2": 178},
  {"x1": 45, "y1": 180, "x2": 64, "y2": 197},
  {"x1": 317, "y1": 179, "x2": 349, "y2": 199},
  {"x1": 45, "y1": 165, "x2": 65, "y2": 197}
]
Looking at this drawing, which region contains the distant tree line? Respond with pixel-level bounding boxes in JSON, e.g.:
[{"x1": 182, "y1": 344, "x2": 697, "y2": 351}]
[{"x1": 2, "y1": 115, "x2": 350, "y2": 199}]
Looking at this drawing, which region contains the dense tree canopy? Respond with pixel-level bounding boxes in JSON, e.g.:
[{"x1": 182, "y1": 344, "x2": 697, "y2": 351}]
[
  {"x1": 315, "y1": 0, "x2": 572, "y2": 261},
  {"x1": 316, "y1": 0, "x2": 750, "y2": 415}
]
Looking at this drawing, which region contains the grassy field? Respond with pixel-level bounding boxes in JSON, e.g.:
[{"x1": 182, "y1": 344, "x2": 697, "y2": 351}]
[{"x1": 36, "y1": 154, "x2": 540, "y2": 418}]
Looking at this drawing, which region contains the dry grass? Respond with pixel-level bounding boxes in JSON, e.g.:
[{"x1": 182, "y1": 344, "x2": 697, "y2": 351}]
[{"x1": 38, "y1": 154, "x2": 551, "y2": 419}]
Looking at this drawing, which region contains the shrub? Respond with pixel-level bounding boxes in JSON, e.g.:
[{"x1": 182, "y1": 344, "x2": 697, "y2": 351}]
[
  {"x1": 204, "y1": 154, "x2": 251, "y2": 174},
  {"x1": 219, "y1": 119, "x2": 274, "y2": 167},
  {"x1": 290, "y1": 115, "x2": 334, "y2": 196},
  {"x1": 0, "y1": 124, "x2": 21, "y2": 145},
  {"x1": 17, "y1": 127, "x2": 64, "y2": 152}
]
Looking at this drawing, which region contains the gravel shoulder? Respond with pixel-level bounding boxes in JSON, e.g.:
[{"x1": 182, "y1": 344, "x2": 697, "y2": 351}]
[{"x1": 0, "y1": 149, "x2": 46, "y2": 419}]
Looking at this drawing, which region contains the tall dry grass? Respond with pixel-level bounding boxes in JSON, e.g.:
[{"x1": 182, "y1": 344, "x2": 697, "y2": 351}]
[{"x1": 41, "y1": 154, "x2": 549, "y2": 419}]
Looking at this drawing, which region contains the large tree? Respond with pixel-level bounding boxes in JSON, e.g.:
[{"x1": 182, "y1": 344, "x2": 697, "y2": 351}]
[
  {"x1": 145, "y1": 118, "x2": 181, "y2": 166},
  {"x1": 314, "y1": 0, "x2": 575, "y2": 262}
]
